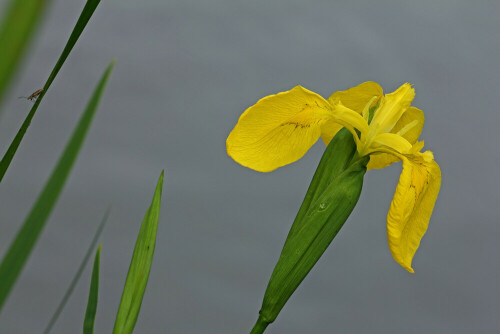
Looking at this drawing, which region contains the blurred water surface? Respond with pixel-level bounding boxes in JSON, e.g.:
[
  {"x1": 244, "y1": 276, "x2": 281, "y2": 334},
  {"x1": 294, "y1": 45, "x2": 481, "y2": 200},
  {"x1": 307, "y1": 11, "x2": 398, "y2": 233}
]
[{"x1": 0, "y1": 0, "x2": 498, "y2": 333}]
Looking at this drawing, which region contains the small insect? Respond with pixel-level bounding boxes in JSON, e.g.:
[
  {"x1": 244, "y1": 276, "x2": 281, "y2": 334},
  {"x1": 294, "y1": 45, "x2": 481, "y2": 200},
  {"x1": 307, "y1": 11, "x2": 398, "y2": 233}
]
[{"x1": 19, "y1": 88, "x2": 44, "y2": 101}]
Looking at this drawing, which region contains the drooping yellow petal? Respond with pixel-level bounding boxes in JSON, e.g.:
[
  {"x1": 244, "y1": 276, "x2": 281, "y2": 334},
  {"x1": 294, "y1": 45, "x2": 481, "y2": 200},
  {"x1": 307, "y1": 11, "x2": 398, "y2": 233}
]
[
  {"x1": 366, "y1": 153, "x2": 400, "y2": 170},
  {"x1": 226, "y1": 86, "x2": 333, "y2": 172},
  {"x1": 367, "y1": 107, "x2": 424, "y2": 170},
  {"x1": 386, "y1": 152, "x2": 441, "y2": 272},
  {"x1": 327, "y1": 81, "x2": 383, "y2": 112}
]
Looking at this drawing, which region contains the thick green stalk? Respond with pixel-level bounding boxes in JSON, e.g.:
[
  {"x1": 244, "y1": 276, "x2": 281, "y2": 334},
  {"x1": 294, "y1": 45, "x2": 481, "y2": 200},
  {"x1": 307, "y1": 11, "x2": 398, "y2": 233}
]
[
  {"x1": 250, "y1": 316, "x2": 269, "y2": 334},
  {"x1": 250, "y1": 128, "x2": 368, "y2": 333}
]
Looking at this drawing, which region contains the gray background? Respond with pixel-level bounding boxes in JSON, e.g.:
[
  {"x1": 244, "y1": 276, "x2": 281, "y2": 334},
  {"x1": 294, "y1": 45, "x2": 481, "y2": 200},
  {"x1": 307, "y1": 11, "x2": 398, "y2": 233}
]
[{"x1": 0, "y1": 0, "x2": 499, "y2": 333}]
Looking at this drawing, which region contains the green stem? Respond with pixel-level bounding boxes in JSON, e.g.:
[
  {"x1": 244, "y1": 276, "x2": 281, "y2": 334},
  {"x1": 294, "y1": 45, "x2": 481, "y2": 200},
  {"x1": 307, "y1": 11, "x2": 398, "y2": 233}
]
[{"x1": 250, "y1": 316, "x2": 269, "y2": 334}]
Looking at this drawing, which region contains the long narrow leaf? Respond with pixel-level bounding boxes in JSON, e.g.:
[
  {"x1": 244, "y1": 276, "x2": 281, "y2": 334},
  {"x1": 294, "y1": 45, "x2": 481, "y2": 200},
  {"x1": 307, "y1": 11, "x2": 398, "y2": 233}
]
[
  {"x1": 83, "y1": 245, "x2": 101, "y2": 334},
  {"x1": 0, "y1": 0, "x2": 101, "y2": 182},
  {"x1": 113, "y1": 171, "x2": 164, "y2": 334},
  {"x1": 0, "y1": 0, "x2": 50, "y2": 105},
  {"x1": 42, "y1": 209, "x2": 110, "y2": 334},
  {"x1": 0, "y1": 60, "x2": 114, "y2": 312}
]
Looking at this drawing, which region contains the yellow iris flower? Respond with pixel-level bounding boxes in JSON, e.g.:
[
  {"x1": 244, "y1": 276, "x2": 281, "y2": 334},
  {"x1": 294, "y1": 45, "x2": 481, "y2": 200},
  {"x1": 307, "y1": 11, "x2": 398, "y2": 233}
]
[{"x1": 226, "y1": 82, "x2": 441, "y2": 272}]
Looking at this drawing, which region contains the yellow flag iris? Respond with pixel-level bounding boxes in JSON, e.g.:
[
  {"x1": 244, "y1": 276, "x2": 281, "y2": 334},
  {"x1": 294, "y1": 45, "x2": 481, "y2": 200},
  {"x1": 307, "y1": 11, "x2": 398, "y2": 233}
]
[{"x1": 226, "y1": 82, "x2": 441, "y2": 272}]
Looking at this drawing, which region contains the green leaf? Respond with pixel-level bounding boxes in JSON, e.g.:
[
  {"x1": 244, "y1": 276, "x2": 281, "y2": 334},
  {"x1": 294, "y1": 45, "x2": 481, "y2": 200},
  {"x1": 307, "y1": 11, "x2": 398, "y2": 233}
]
[
  {"x1": 250, "y1": 129, "x2": 369, "y2": 333},
  {"x1": 113, "y1": 171, "x2": 164, "y2": 334},
  {"x1": 0, "y1": 60, "x2": 114, "y2": 312},
  {"x1": 0, "y1": 0, "x2": 101, "y2": 182},
  {"x1": 42, "y1": 209, "x2": 110, "y2": 334},
  {"x1": 286, "y1": 128, "x2": 359, "y2": 241},
  {"x1": 83, "y1": 245, "x2": 101, "y2": 334},
  {"x1": 0, "y1": 0, "x2": 50, "y2": 105},
  {"x1": 286, "y1": 106, "x2": 374, "y2": 240}
]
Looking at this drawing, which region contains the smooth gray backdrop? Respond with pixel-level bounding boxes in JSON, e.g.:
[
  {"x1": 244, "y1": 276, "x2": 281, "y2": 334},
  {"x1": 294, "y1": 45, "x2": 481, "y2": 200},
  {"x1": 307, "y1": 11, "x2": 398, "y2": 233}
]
[{"x1": 0, "y1": 0, "x2": 498, "y2": 333}]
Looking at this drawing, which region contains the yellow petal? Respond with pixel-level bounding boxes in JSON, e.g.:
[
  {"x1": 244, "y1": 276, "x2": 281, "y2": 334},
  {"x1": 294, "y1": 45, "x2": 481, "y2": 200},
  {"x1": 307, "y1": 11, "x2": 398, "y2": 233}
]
[
  {"x1": 370, "y1": 83, "x2": 415, "y2": 134},
  {"x1": 371, "y1": 133, "x2": 413, "y2": 154},
  {"x1": 320, "y1": 82, "x2": 381, "y2": 146},
  {"x1": 226, "y1": 86, "x2": 333, "y2": 172},
  {"x1": 367, "y1": 153, "x2": 400, "y2": 170},
  {"x1": 320, "y1": 120, "x2": 343, "y2": 145},
  {"x1": 392, "y1": 107, "x2": 424, "y2": 144},
  {"x1": 386, "y1": 153, "x2": 441, "y2": 272},
  {"x1": 367, "y1": 107, "x2": 424, "y2": 170},
  {"x1": 327, "y1": 81, "x2": 383, "y2": 113},
  {"x1": 320, "y1": 104, "x2": 370, "y2": 147}
]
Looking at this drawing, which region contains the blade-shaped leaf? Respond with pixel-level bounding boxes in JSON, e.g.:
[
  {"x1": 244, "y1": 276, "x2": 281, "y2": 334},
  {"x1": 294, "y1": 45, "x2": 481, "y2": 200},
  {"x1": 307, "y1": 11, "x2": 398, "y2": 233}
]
[
  {"x1": 0, "y1": 60, "x2": 114, "y2": 312},
  {"x1": 0, "y1": 0, "x2": 101, "y2": 182},
  {"x1": 113, "y1": 171, "x2": 164, "y2": 334},
  {"x1": 0, "y1": 0, "x2": 50, "y2": 105},
  {"x1": 83, "y1": 245, "x2": 101, "y2": 334},
  {"x1": 42, "y1": 209, "x2": 110, "y2": 334}
]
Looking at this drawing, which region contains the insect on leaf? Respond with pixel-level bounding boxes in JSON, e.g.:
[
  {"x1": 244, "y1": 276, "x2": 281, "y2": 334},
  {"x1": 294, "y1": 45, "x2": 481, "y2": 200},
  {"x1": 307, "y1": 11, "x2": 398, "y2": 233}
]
[
  {"x1": 0, "y1": 60, "x2": 114, "y2": 312},
  {"x1": 0, "y1": 0, "x2": 101, "y2": 183},
  {"x1": 0, "y1": 0, "x2": 49, "y2": 106}
]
